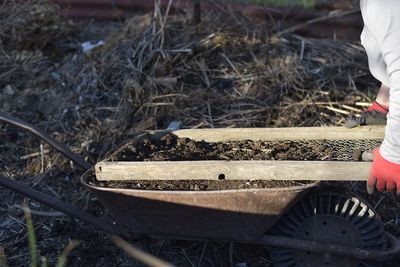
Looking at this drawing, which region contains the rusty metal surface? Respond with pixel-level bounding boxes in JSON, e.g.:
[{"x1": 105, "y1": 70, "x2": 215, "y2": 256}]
[{"x1": 82, "y1": 170, "x2": 317, "y2": 241}]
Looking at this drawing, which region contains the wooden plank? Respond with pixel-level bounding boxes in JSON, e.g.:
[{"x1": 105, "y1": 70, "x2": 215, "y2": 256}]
[
  {"x1": 95, "y1": 161, "x2": 371, "y2": 181},
  {"x1": 171, "y1": 126, "x2": 385, "y2": 142}
]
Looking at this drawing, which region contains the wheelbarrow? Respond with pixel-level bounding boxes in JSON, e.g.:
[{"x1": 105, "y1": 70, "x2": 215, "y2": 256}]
[{"x1": 1, "y1": 112, "x2": 399, "y2": 267}]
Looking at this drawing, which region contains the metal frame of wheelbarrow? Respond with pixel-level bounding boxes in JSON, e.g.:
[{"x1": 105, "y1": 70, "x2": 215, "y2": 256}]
[{"x1": 0, "y1": 111, "x2": 399, "y2": 263}]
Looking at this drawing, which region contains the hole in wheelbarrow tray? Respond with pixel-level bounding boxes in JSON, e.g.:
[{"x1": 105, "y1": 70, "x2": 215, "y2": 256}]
[{"x1": 90, "y1": 133, "x2": 381, "y2": 191}]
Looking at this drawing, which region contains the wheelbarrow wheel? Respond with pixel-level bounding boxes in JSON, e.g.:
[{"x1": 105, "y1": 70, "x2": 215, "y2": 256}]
[{"x1": 269, "y1": 189, "x2": 386, "y2": 267}]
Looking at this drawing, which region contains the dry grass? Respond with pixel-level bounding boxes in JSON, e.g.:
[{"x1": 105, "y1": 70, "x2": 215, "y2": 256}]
[
  {"x1": 75, "y1": 2, "x2": 374, "y2": 132},
  {"x1": 1, "y1": 0, "x2": 398, "y2": 266}
]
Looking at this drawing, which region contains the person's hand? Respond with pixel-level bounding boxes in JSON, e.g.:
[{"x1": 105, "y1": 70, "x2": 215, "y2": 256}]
[
  {"x1": 345, "y1": 101, "x2": 388, "y2": 128},
  {"x1": 368, "y1": 148, "x2": 400, "y2": 194}
]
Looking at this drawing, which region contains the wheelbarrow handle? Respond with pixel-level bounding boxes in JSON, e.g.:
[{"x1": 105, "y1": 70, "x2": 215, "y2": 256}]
[
  {"x1": 0, "y1": 112, "x2": 121, "y2": 233},
  {"x1": 0, "y1": 174, "x2": 126, "y2": 235},
  {"x1": 258, "y1": 233, "x2": 400, "y2": 261},
  {"x1": 0, "y1": 111, "x2": 92, "y2": 170}
]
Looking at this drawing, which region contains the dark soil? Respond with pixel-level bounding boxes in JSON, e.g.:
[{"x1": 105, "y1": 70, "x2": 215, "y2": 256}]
[
  {"x1": 111, "y1": 133, "x2": 381, "y2": 162},
  {"x1": 91, "y1": 133, "x2": 381, "y2": 191},
  {"x1": 93, "y1": 179, "x2": 309, "y2": 191}
]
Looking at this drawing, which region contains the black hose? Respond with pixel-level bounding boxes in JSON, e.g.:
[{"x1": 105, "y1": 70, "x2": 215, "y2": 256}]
[
  {"x1": 0, "y1": 112, "x2": 123, "y2": 233},
  {"x1": 0, "y1": 175, "x2": 126, "y2": 235},
  {"x1": 0, "y1": 111, "x2": 92, "y2": 170}
]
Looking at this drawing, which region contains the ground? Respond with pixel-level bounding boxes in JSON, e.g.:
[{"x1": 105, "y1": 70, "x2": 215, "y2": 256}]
[{"x1": 1, "y1": 0, "x2": 400, "y2": 266}]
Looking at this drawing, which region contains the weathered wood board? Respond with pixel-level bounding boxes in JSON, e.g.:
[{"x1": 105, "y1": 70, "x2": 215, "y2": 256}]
[
  {"x1": 171, "y1": 126, "x2": 384, "y2": 142},
  {"x1": 95, "y1": 161, "x2": 371, "y2": 181}
]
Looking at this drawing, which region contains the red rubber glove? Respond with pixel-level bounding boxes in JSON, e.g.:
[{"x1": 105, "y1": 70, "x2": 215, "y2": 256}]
[
  {"x1": 345, "y1": 101, "x2": 388, "y2": 128},
  {"x1": 368, "y1": 148, "x2": 400, "y2": 194}
]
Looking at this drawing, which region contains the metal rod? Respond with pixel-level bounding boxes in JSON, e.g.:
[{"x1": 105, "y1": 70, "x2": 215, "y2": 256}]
[
  {"x1": 257, "y1": 234, "x2": 400, "y2": 261},
  {"x1": 0, "y1": 175, "x2": 126, "y2": 235},
  {"x1": 0, "y1": 111, "x2": 92, "y2": 170}
]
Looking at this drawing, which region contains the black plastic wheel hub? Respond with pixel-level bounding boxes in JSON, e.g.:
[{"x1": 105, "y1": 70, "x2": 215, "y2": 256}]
[{"x1": 269, "y1": 190, "x2": 386, "y2": 267}]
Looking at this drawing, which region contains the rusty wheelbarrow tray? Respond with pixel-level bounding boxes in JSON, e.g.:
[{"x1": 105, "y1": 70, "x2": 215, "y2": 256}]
[
  {"x1": 82, "y1": 126, "x2": 400, "y2": 263},
  {"x1": 83, "y1": 172, "x2": 400, "y2": 263},
  {"x1": 82, "y1": 170, "x2": 317, "y2": 241}
]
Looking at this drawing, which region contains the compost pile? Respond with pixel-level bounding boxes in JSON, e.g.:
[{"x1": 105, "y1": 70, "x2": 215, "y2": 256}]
[{"x1": 1, "y1": 0, "x2": 399, "y2": 266}]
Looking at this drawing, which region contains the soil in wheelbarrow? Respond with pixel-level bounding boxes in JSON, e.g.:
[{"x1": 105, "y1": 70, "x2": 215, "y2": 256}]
[{"x1": 91, "y1": 133, "x2": 381, "y2": 191}]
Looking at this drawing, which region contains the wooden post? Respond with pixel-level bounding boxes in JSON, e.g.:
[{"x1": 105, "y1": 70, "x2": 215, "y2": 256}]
[{"x1": 192, "y1": 0, "x2": 201, "y2": 25}]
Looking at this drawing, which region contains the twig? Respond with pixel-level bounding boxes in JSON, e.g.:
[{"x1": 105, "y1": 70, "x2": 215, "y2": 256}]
[
  {"x1": 143, "y1": 102, "x2": 175, "y2": 107},
  {"x1": 220, "y1": 53, "x2": 244, "y2": 81},
  {"x1": 151, "y1": 94, "x2": 189, "y2": 100},
  {"x1": 0, "y1": 246, "x2": 8, "y2": 267},
  {"x1": 55, "y1": 240, "x2": 80, "y2": 267},
  {"x1": 14, "y1": 204, "x2": 66, "y2": 217},
  {"x1": 341, "y1": 104, "x2": 362, "y2": 113},
  {"x1": 20, "y1": 149, "x2": 50, "y2": 160},
  {"x1": 40, "y1": 142, "x2": 44, "y2": 174},
  {"x1": 197, "y1": 241, "x2": 208, "y2": 267},
  {"x1": 23, "y1": 204, "x2": 37, "y2": 267},
  {"x1": 229, "y1": 242, "x2": 234, "y2": 267},
  {"x1": 355, "y1": 102, "x2": 371, "y2": 107},
  {"x1": 181, "y1": 248, "x2": 195, "y2": 267},
  {"x1": 156, "y1": 49, "x2": 193, "y2": 54},
  {"x1": 112, "y1": 236, "x2": 174, "y2": 267},
  {"x1": 206, "y1": 100, "x2": 214, "y2": 128},
  {"x1": 325, "y1": 106, "x2": 350, "y2": 115},
  {"x1": 374, "y1": 195, "x2": 386, "y2": 210},
  {"x1": 300, "y1": 39, "x2": 305, "y2": 60}
]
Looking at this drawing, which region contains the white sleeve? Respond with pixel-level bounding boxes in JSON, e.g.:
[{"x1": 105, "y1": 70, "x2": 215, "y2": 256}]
[{"x1": 362, "y1": 0, "x2": 400, "y2": 163}]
